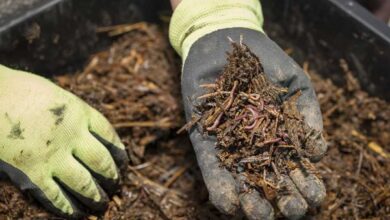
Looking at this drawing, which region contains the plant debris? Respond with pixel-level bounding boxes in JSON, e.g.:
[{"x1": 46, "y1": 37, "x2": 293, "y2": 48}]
[
  {"x1": 55, "y1": 24, "x2": 200, "y2": 220},
  {"x1": 312, "y1": 60, "x2": 390, "y2": 219}
]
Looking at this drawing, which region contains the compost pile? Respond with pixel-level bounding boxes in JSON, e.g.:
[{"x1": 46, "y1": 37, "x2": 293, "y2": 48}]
[
  {"x1": 56, "y1": 23, "x2": 184, "y2": 164},
  {"x1": 55, "y1": 23, "x2": 196, "y2": 219},
  {"x1": 0, "y1": 22, "x2": 389, "y2": 220},
  {"x1": 188, "y1": 41, "x2": 320, "y2": 200},
  {"x1": 312, "y1": 60, "x2": 390, "y2": 219}
]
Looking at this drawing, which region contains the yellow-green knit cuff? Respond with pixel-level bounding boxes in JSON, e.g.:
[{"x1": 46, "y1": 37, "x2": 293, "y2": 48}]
[{"x1": 169, "y1": 0, "x2": 264, "y2": 60}]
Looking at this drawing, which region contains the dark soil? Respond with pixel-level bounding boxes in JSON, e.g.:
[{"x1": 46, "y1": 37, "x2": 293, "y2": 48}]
[
  {"x1": 312, "y1": 60, "x2": 390, "y2": 219},
  {"x1": 0, "y1": 23, "x2": 388, "y2": 220},
  {"x1": 184, "y1": 41, "x2": 320, "y2": 202}
]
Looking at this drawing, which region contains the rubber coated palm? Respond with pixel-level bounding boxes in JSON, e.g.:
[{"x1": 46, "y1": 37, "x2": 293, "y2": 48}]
[{"x1": 181, "y1": 29, "x2": 327, "y2": 220}]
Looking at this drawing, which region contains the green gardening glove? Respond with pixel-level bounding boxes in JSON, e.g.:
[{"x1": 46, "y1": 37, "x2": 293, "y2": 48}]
[
  {"x1": 0, "y1": 65, "x2": 128, "y2": 218},
  {"x1": 170, "y1": 0, "x2": 327, "y2": 219}
]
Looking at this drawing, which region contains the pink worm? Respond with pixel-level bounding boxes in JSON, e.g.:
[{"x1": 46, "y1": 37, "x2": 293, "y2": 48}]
[
  {"x1": 249, "y1": 94, "x2": 260, "y2": 100},
  {"x1": 235, "y1": 113, "x2": 248, "y2": 121},
  {"x1": 280, "y1": 133, "x2": 289, "y2": 140},
  {"x1": 206, "y1": 113, "x2": 223, "y2": 131},
  {"x1": 258, "y1": 99, "x2": 264, "y2": 111},
  {"x1": 263, "y1": 138, "x2": 281, "y2": 145},
  {"x1": 225, "y1": 81, "x2": 238, "y2": 110},
  {"x1": 245, "y1": 120, "x2": 258, "y2": 130},
  {"x1": 246, "y1": 105, "x2": 260, "y2": 118}
]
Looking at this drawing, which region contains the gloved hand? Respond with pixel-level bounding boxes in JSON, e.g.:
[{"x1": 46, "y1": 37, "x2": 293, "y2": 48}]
[
  {"x1": 169, "y1": 0, "x2": 327, "y2": 219},
  {"x1": 0, "y1": 65, "x2": 128, "y2": 219}
]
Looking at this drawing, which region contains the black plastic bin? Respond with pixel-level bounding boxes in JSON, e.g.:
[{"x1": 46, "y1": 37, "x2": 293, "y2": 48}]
[
  {"x1": 262, "y1": 0, "x2": 390, "y2": 100},
  {"x1": 0, "y1": 0, "x2": 169, "y2": 75},
  {"x1": 0, "y1": 0, "x2": 389, "y2": 100}
]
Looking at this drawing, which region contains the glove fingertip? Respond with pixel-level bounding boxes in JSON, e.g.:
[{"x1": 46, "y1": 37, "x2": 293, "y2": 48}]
[
  {"x1": 29, "y1": 188, "x2": 86, "y2": 219},
  {"x1": 0, "y1": 160, "x2": 85, "y2": 219},
  {"x1": 206, "y1": 165, "x2": 239, "y2": 215},
  {"x1": 289, "y1": 169, "x2": 326, "y2": 207},
  {"x1": 86, "y1": 106, "x2": 129, "y2": 169},
  {"x1": 277, "y1": 175, "x2": 308, "y2": 220},
  {"x1": 189, "y1": 131, "x2": 240, "y2": 215},
  {"x1": 210, "y1": 187, "x2": 240, "y2": 215},
  {"x1": 54, "y1": 176, "x2": 109, "y2": 213},
  {"x1": 240, "y1": 191, "x2": 274, "y2": 220},
  {"x1": 307, "y1": 134, "x2": 328, "y2": 163},
  {"x1": 90, "y1": 131, "x2": 129, "y2": 170}
]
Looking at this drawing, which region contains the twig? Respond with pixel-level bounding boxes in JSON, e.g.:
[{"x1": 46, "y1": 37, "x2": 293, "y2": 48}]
[
  {"x1": 164, "y1": 164, "x2": 190, "y2": 188},
  {"x1": 142, "y1": 188, "x2": 170, "y2": 220},
  {"x1": 114, "y1": 118, "x2": 173, "y2": 128},
  {"x1": 271, "y1": 162, "x2": 281, "y2": 179},
  {"x1": 200, "y1": 83, "x2": 217, "y2": 88},
  {"x1": 132, "y1": 162, "x2": 153, "y2": 170},
  {"x1": 351, "y1": 148, "x2": 364, "y2": 220},
  {"x1": 128, "y1": 166, "x2": 187, "y2": 198},
  {"x1": 96, "y1": 22, "x2": 149, "y2": 37},
  {"x1": 206, "y1": 113, "x2": 223, "y2": 131},
  {"x1": 261, "y1": 138, "x2": 281, "y2": 146},
  {"x1": 177, "y1": 116, "x2": 200, "y2": 134},
  {"x1": 197, "y1": 91, "x2": 230, "y2": 100},
  {"x1": 225, "y1": 81, "x2": 238, "y2": 110},
  {"x1": 355, "y1": 149, "x2": 364, "y2": 176}
]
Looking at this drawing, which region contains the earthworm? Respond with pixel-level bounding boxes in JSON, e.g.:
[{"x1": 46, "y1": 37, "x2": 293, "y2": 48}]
[
  {"x1": 245, "y1": 119, "x2": 258, "y2": 130},
  {"x1": 278, "y1": 144, "x2": 294, "y2": 148},
  {"x1": 279, "y1": 141, "x2": 289, "y2": 145},
  {"x1": 249, "y1": 94, "x2": 260, "y2": 101},
  {"x1": 280, "y1": 133, "x2": 290, "y2": 142},
  {"x1": 255, "y1": 114, "x2": 265, "y2": 120},
  {"x1": 206, "y1": 112, "x2": 223, "y2": 131},
  {"x1": 258, "y1": 98, "x2": 264, "y2": 111},
  {"x1": 262, "y1": 117, "x2": 270, "y2": 135},
  {"x1": 262, "y1": 138, "x2": 281, "y2": 145},
  {"x1": 234, "y1": 113, "x2": 248, "y2": 121},
  {"x1": 265, "y1": 106, "x2": 279, "y2": 117},
  {"x1": 244, "y1": 104, "x2": 263, "y2": 130},
  {"x1": 225, "y1": 81, "x2": 238, "y2": 110},
  {"x1": 206, "y1": 82, "x2": 238, "y2": 131},
  {"x1": 246, "y1": 105, "x2": 260, "y2": 119},
  {"x1": 280, "y1": 132, "x2": 289, "y2": 139}
]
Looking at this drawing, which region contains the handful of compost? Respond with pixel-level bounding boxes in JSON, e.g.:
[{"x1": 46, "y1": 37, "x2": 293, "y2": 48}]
[
  {"x1": 171, "y1": 0, "x2": 327, "y2": 218},
  {"x1": 185, "y1": 41, "x2": 322, "y2": 207}
]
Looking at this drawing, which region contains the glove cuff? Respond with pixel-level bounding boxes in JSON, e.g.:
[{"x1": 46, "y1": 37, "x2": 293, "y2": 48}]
[
  {"x1": 169, "y1": 0, "x2": 264, "y2": 60},
  {"x1": 0, "y1": 64, "x2": 13, "y2": 78}
]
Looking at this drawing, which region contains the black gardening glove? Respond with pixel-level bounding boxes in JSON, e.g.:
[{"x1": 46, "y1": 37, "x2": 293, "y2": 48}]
[{"x1": 169, "y1": 1, "x2": 327, "y2": 219}]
